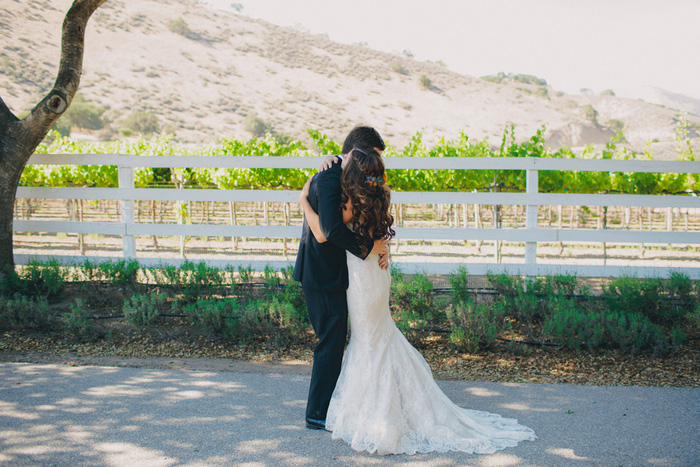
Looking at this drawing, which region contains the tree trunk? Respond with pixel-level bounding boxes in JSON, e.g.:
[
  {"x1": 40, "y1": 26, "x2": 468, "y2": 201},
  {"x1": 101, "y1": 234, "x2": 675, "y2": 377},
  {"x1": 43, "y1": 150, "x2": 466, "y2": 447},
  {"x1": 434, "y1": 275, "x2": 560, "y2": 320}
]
[{"x1": 0, "y1": 0, "x2": 108, "y2": 277}]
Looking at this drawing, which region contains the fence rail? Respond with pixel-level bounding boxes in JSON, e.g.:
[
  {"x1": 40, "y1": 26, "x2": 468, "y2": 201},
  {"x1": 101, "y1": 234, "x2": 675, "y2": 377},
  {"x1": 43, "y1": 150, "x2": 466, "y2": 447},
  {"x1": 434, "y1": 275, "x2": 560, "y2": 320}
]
[{"x1": 13, "y1": 153, "x2": 700, "y2": 279}]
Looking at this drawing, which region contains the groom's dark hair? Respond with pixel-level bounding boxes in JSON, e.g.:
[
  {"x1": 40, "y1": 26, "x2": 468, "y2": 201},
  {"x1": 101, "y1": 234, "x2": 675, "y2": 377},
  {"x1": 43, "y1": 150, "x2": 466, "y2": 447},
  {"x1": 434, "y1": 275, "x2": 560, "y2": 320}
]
[{"x1": 342, "y1": 126, "x2": 385, "y2": 155}]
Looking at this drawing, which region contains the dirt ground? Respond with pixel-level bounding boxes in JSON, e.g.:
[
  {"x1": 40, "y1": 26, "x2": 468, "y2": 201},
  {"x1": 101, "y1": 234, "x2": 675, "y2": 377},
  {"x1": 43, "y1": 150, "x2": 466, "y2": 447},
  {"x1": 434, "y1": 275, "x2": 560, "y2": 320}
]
[{"x1": 2, "y1": 330, "x2": 698, "y2": 388}]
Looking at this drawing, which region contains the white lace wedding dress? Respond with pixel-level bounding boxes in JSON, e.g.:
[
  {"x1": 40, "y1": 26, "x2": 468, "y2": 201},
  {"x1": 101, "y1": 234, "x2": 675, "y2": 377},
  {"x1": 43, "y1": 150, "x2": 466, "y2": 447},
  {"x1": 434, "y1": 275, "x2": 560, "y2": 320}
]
[{"x1": 326, "y1": 252, "x2": 537, "y2": 455}]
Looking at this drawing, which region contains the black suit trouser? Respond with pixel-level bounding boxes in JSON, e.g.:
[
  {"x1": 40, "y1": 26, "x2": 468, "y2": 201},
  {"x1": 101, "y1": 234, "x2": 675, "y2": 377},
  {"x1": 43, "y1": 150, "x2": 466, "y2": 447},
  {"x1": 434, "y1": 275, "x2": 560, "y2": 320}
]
[{"x1": 303, "y1": 286, "x2": 348, "y2": 421}]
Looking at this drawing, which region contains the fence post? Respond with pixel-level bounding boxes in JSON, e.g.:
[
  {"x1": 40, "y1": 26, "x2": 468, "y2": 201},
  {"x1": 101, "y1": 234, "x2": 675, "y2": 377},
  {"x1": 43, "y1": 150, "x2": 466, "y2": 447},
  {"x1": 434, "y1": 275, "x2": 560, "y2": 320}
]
[
  {"x1": 118, "y1": 161, "x2": 136, "y2": 258},
  {"x1": 525, "y1": 168, "x2": 538, "y2": 271}
]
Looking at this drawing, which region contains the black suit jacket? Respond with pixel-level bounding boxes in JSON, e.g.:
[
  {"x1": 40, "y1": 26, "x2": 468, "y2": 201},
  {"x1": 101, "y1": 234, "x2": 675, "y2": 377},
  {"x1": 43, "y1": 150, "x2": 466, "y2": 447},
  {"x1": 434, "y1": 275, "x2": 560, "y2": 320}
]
[{"x1": 293, "y1": 163, "x2": 370, "y2": 291}]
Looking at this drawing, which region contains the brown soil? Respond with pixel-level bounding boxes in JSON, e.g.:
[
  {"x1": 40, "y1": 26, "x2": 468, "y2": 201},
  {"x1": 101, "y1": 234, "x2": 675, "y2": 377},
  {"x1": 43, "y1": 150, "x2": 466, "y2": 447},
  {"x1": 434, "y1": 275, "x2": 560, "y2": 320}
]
[{"x1": 2, "y1": 326, "x2": 698, "y2": 388}]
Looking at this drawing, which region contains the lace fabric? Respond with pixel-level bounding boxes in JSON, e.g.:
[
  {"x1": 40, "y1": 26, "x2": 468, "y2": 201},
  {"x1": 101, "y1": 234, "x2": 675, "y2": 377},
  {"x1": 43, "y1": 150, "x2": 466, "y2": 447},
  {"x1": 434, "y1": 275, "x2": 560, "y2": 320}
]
[{"x1": 326, "y1": 253, "x2": 536, "y2": 456}]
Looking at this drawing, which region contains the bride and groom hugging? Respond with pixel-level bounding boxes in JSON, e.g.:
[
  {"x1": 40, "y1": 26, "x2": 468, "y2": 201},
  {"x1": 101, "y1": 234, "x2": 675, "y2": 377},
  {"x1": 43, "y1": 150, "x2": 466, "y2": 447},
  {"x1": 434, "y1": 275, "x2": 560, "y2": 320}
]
[{"x1": 292, "y1": 126, "x2": 536, "y2": 455}]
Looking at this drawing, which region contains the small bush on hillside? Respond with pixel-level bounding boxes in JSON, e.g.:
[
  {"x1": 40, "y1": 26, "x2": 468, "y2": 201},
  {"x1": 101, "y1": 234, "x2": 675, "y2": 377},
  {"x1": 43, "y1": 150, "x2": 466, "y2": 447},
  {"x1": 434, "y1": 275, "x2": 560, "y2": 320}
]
[
  {"x1": 168, "y1": 18, "x2": 191, "y2": 37},
  {"x1": 63, "y1": 93, "x2": 106, "y2": 130},
  {"x1": 391, "y1": 63, "x2": 407, "y2": 75},
  {"x1": 581, "y1": 104, "x2": 599, "y2": 125},
  {"x1": 244, "y1": 114, "x2": 271, "y2": 137},
  {"x1": 419, "y1": 75, "x2": 432, "y2": 90},
  {"x1": 122, "y1": 111, "x2": 160, "y2": 135}
]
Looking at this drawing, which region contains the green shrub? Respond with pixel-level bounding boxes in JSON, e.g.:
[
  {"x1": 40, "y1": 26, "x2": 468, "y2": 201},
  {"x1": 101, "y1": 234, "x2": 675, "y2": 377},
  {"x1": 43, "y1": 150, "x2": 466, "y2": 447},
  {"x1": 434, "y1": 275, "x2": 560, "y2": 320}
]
[
  {"x1": 149, "y1": 264, "x2": 182, "y2": 288},
  {"x1": 0, "y1": 269, "x2": 23, "y2": 297},
  {"x1": 600, "y1": 309, "x2": 668, "y2": 356},
  {"x1": 122, "y1": 291, "x2": 166, "y2": 325},
  {"x1": 98, "y1": 259, "x2": 140, "y2": 287},
  {"x1": 667, "y1": 272, "x2": 697, "y2": 314},
  {"x1": 244, "y1": 114, "x2": 271, "y2": 137},
  {"x1": 20, "y1": 259, "x2": 67, "y2": 298},
  {"x1": 183, "y1": 297, "x2": 238, "y2": 333},
  {"x1": 180, "y1": 261, "x2": 225, "y2": 302},
  {"x1": 279, "y1": 265, "x2": 307, "y2": 320},
  {"x1": 168, "y1": 17, "x2": 191, "y2": 36},
  {"x1": 603, "y1": 276, "x2": 687, "y2": 324},
  {"x1": 447, "y1": 301, "x2": 504, "y2": 352},
  {"x1": 449, "y1": 266, "x2": 470, "y2": 305},
  {"x1": 63, "y1": 93, "x2": 106, "y2": 130},
  {"x1": 419, "y1": 75, "x2": 432, "y2": 89},
  {"x1": 391, "y1": 63, "x2": 407, "y2": 75},
  {"x1": 0, "y1": 295, "x2": 52, "y2": 331},
  {"x1": 230, "y1": 264, "x2": 255, "y2": 299},
  {"x1": 607, "y1": 119, "x2": 624, "y2": 132},
  {"x1": 62, "y1": 298, "x2": 92, "y2": 341},
  {"x1": 534, "y1": 87, "x2": 549, "y2": 99},
  {"x1": 542, "y1": 298, "x2": 602, "y2": 350},
  {"x1": 393, "y1": 273, "x2": 434, "y2": 316},
  {"x1": 122, "y1": 111, "x2": 160, "y2": 135},
  {"x1": 581, "y1": 104, "x2": 598, "y2": 125}
]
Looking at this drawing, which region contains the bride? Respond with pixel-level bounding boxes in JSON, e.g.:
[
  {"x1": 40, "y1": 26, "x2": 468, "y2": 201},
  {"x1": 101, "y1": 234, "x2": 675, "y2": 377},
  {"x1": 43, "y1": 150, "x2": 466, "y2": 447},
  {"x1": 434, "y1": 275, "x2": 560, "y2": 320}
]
[{"x1": 298, "y1": 147, "x2": 536, "y2": 455}]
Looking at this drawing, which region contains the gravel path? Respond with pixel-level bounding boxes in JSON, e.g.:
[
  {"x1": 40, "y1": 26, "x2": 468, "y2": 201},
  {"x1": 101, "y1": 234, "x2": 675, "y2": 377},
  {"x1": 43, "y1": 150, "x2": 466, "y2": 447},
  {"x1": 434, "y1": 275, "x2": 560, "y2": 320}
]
[{"x1": 1, "y1": 361, "x2": 699, "y2": 466}]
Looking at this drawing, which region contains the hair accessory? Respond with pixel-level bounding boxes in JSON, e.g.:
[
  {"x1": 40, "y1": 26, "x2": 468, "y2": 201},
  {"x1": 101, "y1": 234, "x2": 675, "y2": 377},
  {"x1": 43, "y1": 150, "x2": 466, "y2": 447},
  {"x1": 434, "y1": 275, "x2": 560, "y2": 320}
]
[{"x1": 365, "y1": 173, "x2": 387, "y2": 187}]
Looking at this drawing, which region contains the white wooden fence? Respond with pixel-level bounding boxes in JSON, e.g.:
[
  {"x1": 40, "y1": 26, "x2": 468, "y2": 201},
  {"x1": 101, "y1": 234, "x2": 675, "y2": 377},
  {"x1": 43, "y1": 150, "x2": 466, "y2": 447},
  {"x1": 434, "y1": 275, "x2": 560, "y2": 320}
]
[{"x1": 14, "y1": 153, "x2": 700, "y2": 278}]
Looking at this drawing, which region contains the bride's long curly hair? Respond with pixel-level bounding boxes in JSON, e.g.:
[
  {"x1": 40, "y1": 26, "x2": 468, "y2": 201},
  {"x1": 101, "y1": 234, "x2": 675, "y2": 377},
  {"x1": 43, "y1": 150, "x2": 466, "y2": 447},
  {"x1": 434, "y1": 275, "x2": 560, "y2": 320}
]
[{"x1": 341, "y1": 147, "x2": 395, "y2": 256}]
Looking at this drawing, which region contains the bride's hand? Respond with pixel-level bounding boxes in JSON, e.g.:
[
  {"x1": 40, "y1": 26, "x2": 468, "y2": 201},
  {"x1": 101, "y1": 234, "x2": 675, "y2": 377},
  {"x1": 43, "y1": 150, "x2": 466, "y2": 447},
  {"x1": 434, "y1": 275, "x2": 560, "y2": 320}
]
[
  {"x1": 300, "y1": 176, "x2": 312, "y2": 202},
  {"x1": 318, "y1": 155, "x2": 340, "y2": 172},
  {"x1": 378, "y1": 252, "x2": 390, "y2": 270},
  {"x1": 371, "y1": 238, "x2": 388, "y2": 257}
]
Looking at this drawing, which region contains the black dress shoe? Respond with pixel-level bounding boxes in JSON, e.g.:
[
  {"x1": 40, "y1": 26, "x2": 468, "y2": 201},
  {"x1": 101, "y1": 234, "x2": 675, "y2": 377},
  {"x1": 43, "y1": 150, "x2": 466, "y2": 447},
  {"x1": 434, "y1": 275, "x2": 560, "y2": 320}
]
[{"x1": 305, "y1": 417, "x2": 327, "y2": 430}]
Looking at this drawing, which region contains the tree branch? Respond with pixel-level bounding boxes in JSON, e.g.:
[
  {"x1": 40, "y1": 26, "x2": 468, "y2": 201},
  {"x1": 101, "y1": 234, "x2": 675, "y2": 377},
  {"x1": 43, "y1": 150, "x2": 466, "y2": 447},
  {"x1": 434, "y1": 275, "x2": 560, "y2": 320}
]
[
  {"x1": 21, "y1": 0, "x2": 109, "y2": 149},
  {"x1": 0, "y1": 96, "x2": 18, "y2": 138}
]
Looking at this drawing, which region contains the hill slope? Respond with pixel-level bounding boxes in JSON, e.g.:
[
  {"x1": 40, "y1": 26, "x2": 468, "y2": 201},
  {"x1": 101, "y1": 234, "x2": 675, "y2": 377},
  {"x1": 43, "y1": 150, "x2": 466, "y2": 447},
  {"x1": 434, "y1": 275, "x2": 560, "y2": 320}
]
[{"x1": 2, "y1": 0, "x2": 699, "y2": 150}]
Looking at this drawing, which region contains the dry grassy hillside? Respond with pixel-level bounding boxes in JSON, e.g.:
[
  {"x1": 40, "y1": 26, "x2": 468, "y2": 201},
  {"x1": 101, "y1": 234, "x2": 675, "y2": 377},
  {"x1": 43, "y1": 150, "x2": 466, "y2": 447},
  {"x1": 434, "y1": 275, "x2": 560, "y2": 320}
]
[{"x1": 2, "y1": 0, "x2": 699, "y2": 150}]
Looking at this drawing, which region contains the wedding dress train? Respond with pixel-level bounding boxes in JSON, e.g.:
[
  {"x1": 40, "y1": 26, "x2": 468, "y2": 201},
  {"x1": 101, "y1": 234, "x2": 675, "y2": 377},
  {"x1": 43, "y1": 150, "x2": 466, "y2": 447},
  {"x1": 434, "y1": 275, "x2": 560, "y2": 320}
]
[{"x1": 326, "y1": 252, "x2": 536, "y2": 455}]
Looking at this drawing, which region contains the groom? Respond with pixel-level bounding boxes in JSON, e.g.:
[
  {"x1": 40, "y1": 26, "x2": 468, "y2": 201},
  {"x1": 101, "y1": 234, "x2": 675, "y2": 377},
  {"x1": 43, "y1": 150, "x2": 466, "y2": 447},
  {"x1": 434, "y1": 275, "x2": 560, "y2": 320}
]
[{"x1": 293, "y1": 126, "x2": 388, "y2": 430}]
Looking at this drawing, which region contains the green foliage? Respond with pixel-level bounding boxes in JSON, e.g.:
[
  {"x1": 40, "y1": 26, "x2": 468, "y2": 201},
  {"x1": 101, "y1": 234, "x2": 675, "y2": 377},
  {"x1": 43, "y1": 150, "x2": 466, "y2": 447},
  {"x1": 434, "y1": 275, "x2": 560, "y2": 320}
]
[
  {"x1": 62, "y1": 298, "x2": 92, "y2": 340},
  {"x1": 458, "y1": 272, "x2": 688, "y2": 355},
  {"x1": 392, "y1": 272, "x2": 435, "y2": 318},
  {"x1": 448, "y1": 266, "x2": 470, "y2": 304},
  {"x1": 168, "y1": 17, "x2": 191, "y2": 36},
  {"x1": 179, "y1": 261, "x2": 225, "y2": 302},
  {"x1": 24, "y1": 127, "x2": 700, "y2": 196},
  {"x1": 581, "y1": 104, "x2": 598, "y2": 125},
  {"x1": 183, "y1": 297, "x2": 239, "y2": 334},
  {"x1": 19, "y1": 259, "x2": 67, "y2": 298},
  {"x1": 534, "y1": 87, "x2": 549, "y2": 99},
  {"x1": 390, "y1": 62, "x2": 407, "y2": 74},
  {"x1": 122, "y1": 291, "x2": 166, "y2": 325},
  {"x1": 603, "y1": 276, "x2": 693, "y2": 325},
  {"x1": 307, "y1": 128, "x2": 342, "y2": 155},
  {"x1": 447, "y1": 301, "x2": 503, "y2": 352},
  {"x1": 62, "y1": 93, "x2": 106, "y2": 130},
  {"x1": 98, "y1": 259, "x2": 140, "y2": 287},
  {"x1": 480, "y1": 72, "x2": 547, "y2": 86},
  {"x1": 391, "y1": 270, "x2": 437, "y2": 341},
  {"x1": 244, "y1": 114, "x2": 272, "y2": 137},
  {"x1": 419, "y1": 75, "x2": 432, "y2": 89},
  {"x1": 122, "y1": 111, "x2": 160, "y2": 135},
  {"x1": 0, "y1": 295, "x2": 52, "y2": 331}
]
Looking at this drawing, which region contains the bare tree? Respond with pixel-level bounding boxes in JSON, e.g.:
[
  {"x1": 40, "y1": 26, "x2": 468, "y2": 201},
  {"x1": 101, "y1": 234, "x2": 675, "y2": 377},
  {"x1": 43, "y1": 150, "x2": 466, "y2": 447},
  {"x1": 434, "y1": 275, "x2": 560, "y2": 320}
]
[{"x1": 0, "y1": 0, "x2": 108, "y2": 277}]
